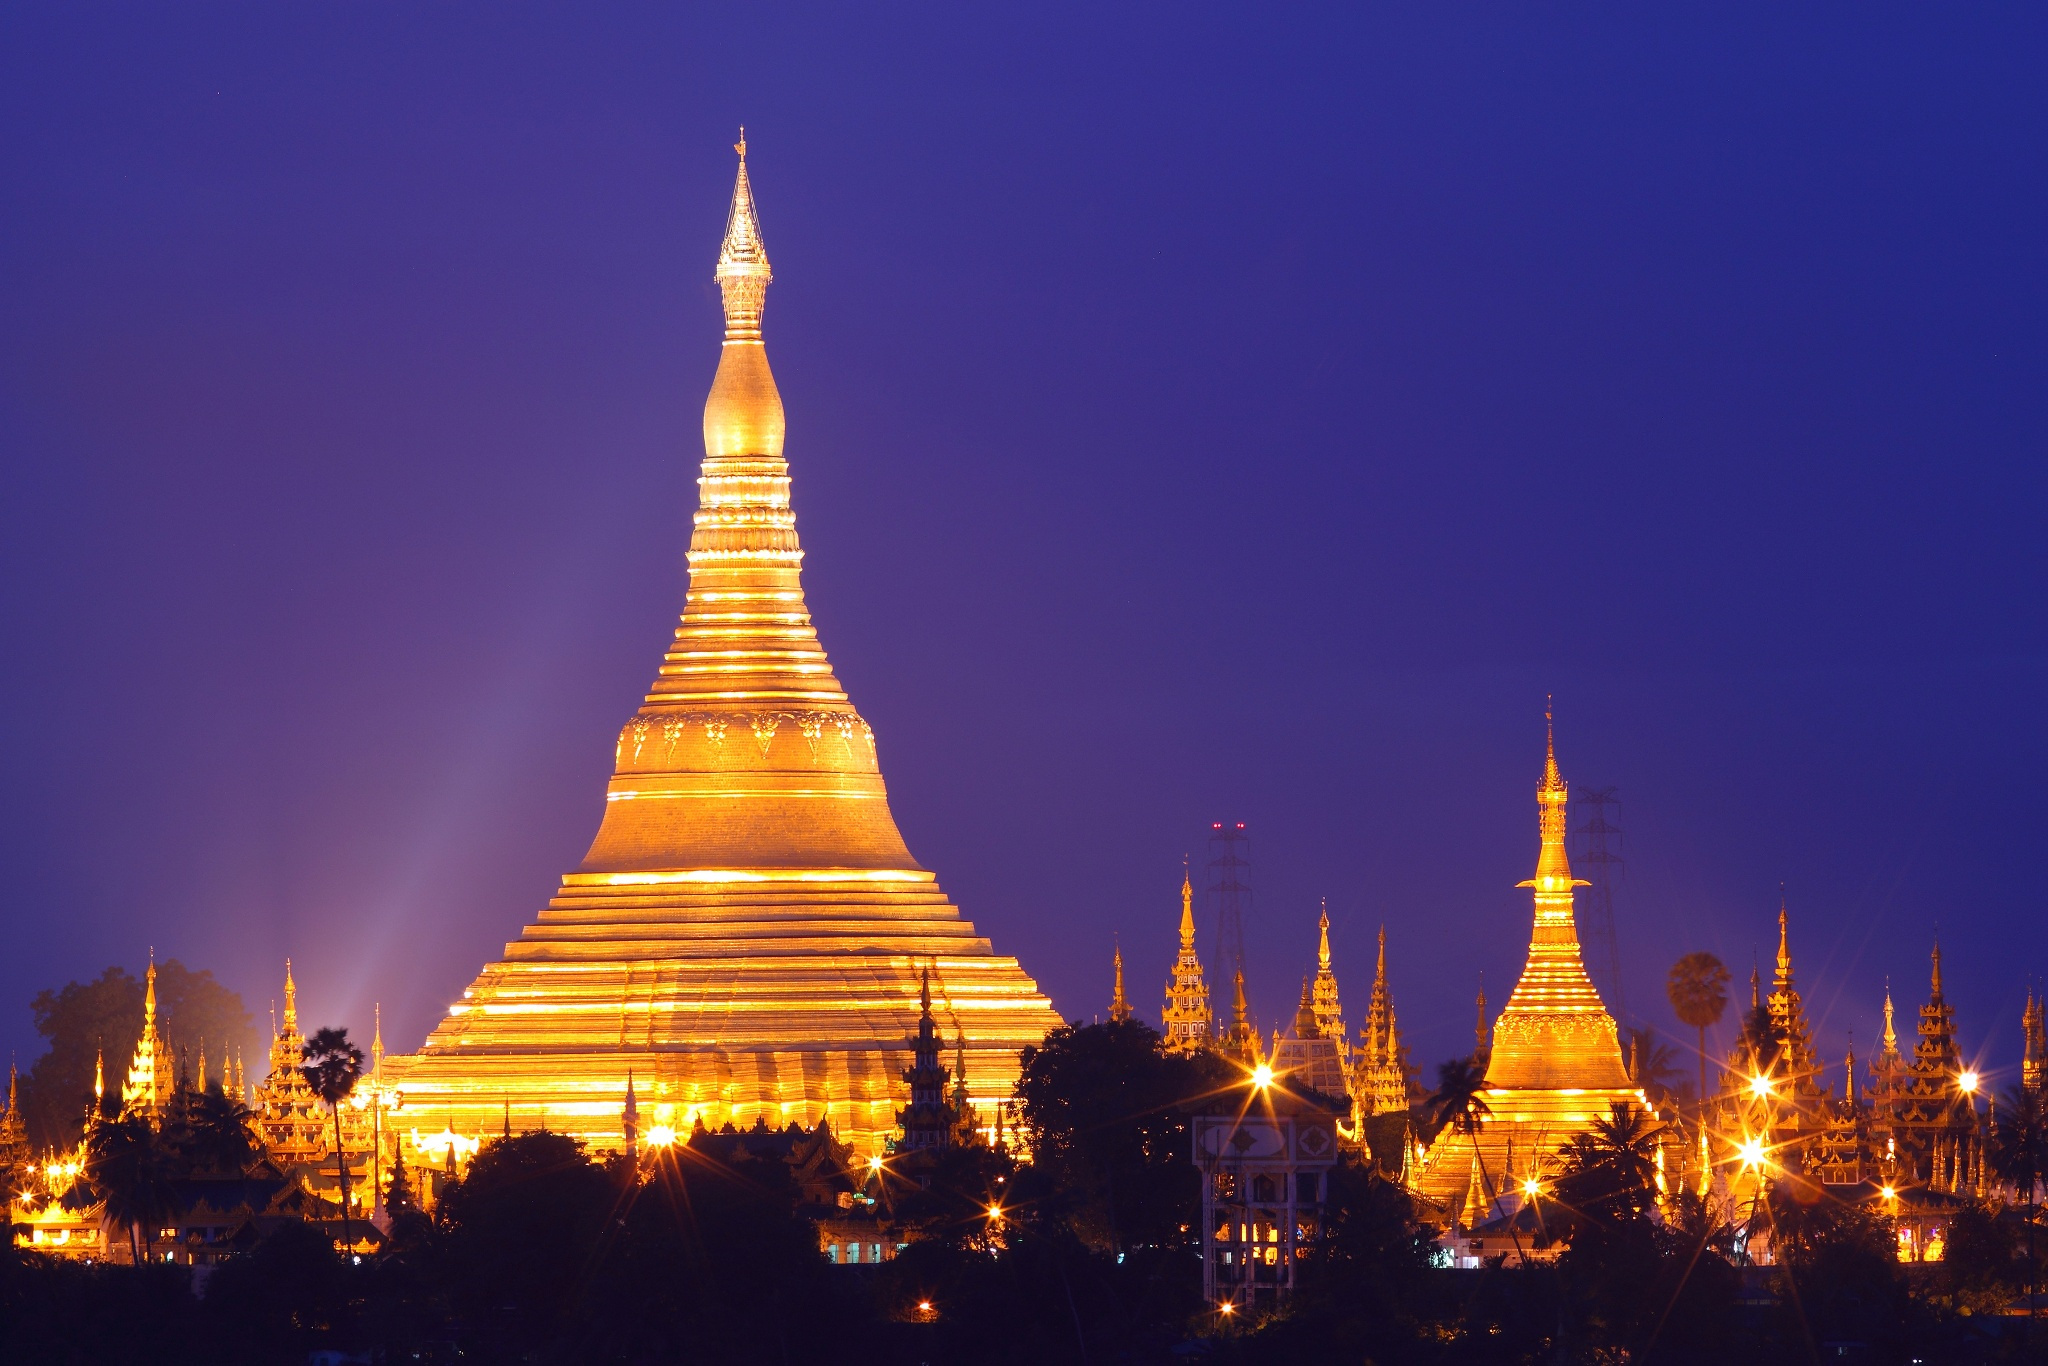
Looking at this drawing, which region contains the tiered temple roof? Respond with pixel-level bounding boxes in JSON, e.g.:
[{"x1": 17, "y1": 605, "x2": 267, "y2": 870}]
[
  {"x1": 1352, "y1": 927, "x2": 1410, "y2": 1119},
  {"x1": 381, "y1": 139, "x2": 1059, "y2": 1154},
  {"x1": 1161, "y1": 872, "x2": 1214, "y2": 1055}
]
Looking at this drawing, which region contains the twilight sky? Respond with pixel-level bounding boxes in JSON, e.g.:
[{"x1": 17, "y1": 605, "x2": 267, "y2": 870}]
[{"x1": 1, "y1": 6, "x2": 2043, "y2": 1091}]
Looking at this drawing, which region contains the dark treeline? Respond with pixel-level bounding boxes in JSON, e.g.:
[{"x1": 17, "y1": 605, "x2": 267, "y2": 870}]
[{"x1": 3, "y1": 1020, "x2": 2046, "y2": 1364}]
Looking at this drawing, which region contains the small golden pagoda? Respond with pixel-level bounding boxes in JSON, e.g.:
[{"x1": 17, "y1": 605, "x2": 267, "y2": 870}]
[
  {"x1": 120, "y1": 954, "x2": 174, "y2": 1123},
  {"x1": 1160, "y1": 871, "x2": 1214, "y2": 1055},
  {"x1": 1309, "y1": 903, "x2": 1346, "y2": 1059},
  {"x1": 1352, "y1": 927, "x2": 1412, "y2": 1119},
  {"x1": 382, "y1": 137, "x2": 1059, "y2": 1155},
  {"x1": 1414, "y1": 714, "x2": 1642, "y2": 1211}
]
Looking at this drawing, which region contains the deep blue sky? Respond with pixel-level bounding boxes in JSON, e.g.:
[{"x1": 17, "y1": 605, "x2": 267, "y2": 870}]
[{"x1": 2, "y1": 6, "x2": 2043, "y2": 1092}]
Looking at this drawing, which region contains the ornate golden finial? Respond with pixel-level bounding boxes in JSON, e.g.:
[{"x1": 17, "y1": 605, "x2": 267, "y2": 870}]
[
  {"x1": 1776, "y1": 892, "x2": 1792, "y2": 979},
  {"x1": 282, "y1": 959, "x2": 298, "y2": 1033},
  {"x1": 1109, "y1": 939, "x2": 1132, "y2": 1023},
  {"x1": 1178, "y1": 862, "x2": 1197, "y2": 950},
  {"x1": 715, "y1": 134, "x2": 772, "y2": 338},
  {"x1": 1930, "y1": 936, "x2": 1943, "y2": 995},
  {"x1": 94, "y1": 1045, "x2": 103, "y2": 1101},
  {"x1": 144, "y1": 949, "x2": 158, "y2": 1027},
  {"x1": 1317, "y1": 900, "x2": 1332, "y2": 971},
  {"x1": 735, "y1": 125, "x2": 747, "y2": 160}
]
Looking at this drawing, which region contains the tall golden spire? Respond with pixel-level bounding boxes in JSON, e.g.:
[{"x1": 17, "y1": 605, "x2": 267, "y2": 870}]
[
  {"x1": 1309, "y1": 900, "x2": 1346, "y2": 1050},
  {"x1": 1162, "y1": 866, "x2": 1213, "y2": 1055},
  {"x1": 1353, "y1": 926, "x2": 1408, "y2": 1116},
  {"x1": 121, "y1": 951, "x2": 173, "y2": 1121},
  {"x1": 282, "y1": 958, "x2": 298, "y2": 1034},
  {"x1": 1486, "y1": 710, "x2": 1630, "y2": 1092},
  {"x1": 1109, "y1": 940, "x2": 1132, "y2": 1023}
]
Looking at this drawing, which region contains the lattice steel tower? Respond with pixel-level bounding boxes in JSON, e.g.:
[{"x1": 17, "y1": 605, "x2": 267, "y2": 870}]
[
  {"x1": 1570, "y1": 787, "x2": 1625, "y2": 1019},
  {"x1": 1205, "y1": 822, "x2": 1253, "y2": 997}
]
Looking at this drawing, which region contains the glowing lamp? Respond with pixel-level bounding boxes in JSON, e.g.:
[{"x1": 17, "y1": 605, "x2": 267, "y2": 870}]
[
  {"x1": 917, "y1": 1300, "x2": 932, "y2": 1313},
  {"x1": 1521, "y1": 1178, "x2": 1542, "y2": 1198},
  {"x1": 645, "y1": 1124, "x2": 677, "y2": 1148},
  {"x1": 1251, "y1": 1064, "x2": 1274, "y2": 1089},
  {"x1": 986, "y1": 1203, "x2": 1003, "y2": 1222},
  {"x1": 1748, "y1": 1075, "x2": 1772, "y2": 1097},
  {"x1": 1880, "y1": 1185, "x2": 1896, "y2": 1200},
  {"x1": 868, "y1": 1154, "x2": 885, "y2": 1174},
  {"x1": 1219, "y1": 1302, "x2": 1236, "y2": 1317},
  {"x1": 1737, "y1": 1138, "x2": 1766, "y2": 1169},
  {"x1": 1958, "y1": 1070, "x2": 1979, "y2": 1094}
]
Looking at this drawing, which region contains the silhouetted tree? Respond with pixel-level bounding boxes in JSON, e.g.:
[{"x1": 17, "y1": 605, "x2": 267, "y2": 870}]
[
  {"x1": 299, "y1": 1026, "x2": 363, "y2": 1247},
  {"x1": 1667, "y1": 952, "x2": 1730, "y2": 1119},
  {"x1": 1012, "y1": 1018, "x2": 1234, "y2": 1253},
  {"x1": 83, "y1": 1113, "x2": 178, "y2": 1263}
]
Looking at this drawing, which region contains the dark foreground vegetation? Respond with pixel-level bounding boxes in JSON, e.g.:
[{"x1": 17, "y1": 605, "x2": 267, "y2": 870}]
[{"x1": 4, "y1": 1020, "x2": 2047, "y2": 1364}]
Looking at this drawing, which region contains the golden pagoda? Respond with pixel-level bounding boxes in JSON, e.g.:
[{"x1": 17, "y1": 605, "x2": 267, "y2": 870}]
[
  {"x1": 1309, "y1": 902, "x2": 1346, "y2": 1057},
  {"x1": 120, "y1": 954, "x2": 174, "y2": 1123},
  {"x1": 1108, "y1": 941, "x2": 1133, "y2": 1023},
  {"x1": 1160, "y1": 870, "x2": 1214, "y2": 1055},
  {"x1": 1413, "y1": 713, "x2": 1642, "y2": 1210},
  {"x1": 382, "y1": 137, "x2": 1060, "y2": 1156},
  {"x1": 1352, "y1": 927, "x2": 1412, "y2": 1119}
]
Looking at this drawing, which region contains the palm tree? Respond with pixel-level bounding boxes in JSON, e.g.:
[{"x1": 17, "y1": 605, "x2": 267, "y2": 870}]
[
  {"x1": 1427, "y1": 1055, "x2": 1496, "y2": 1209},
  {"x1": 1666, "y1": 953, "x2": 1730, "y2": 1119},
  {"x1": 83, "y1": 1113, "x2": 179, "y2": 1263},
  {"x1": 301, "y1": 1025, "x2": 365, "y2": 1249},
  {"x1": 1989, "y1": 1084, "x2": 2048, "y2": 1323},
  {"x1": 1556, "y1": 1101, "x2": 1665, "y2": 1227}
]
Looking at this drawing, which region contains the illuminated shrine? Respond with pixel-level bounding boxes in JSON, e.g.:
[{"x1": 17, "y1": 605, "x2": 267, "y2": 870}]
[
  {"x1": 381, "y1": 137, "x2": 1060, "y2": 1156},
  {"x1": 1411, "y1": 715, "x2": 1644, "y2": 1211}
]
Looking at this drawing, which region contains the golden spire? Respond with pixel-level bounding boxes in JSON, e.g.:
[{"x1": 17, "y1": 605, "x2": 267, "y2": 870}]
[
  {"x1": 373, "y1": 1003, "x2": 385, "y2": 1084},
  {"x1": 282, "y1": 958, "x2": 298, "y2": 1034},
  {"x1": 1776, "y1": 894, "x2": 1791, "y2": 980},
  {"x1": 1489, "y1": 711, "x2": 1629, "y2": 1092},
  {"x1": 715, "y1": 127, "x2": 772, "y2": 341},
  {"x1": 94, "y1": 1046, "x2": 103, "y2": 1102},
  {"x1": 1309, "y1": 899, "x2": 1346, "y2": 1050},
  {"x1": 1930, "y1": 937, "x2": 1943, "y2": 996},
  {"x1": 197, "y1": 1038, "x2": 207, "y2": 1094},
  {"x1": 1161, "y1": 866, "x2": 1213, "y2": 1055},
  {"x1": 1109, "y1": 940, "x2": 1132, "y2": 1023},
  {"x1": 1882, "y1": 982, "x2": 1898, "y2": 1053},
  {"x1": 143, "y1": 949, "x2": 158, "y2": 1029}
]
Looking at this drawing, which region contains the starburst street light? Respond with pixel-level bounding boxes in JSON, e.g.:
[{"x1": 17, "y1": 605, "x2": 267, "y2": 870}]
[
  {"x1": 1219, "y1": 1302, "x2": 1236, "y2": 1317},
  {"x1": 645, "y1": 1123, "x2": 677, "y2": 1148},
  {"x1": 1251, "y1": 1063, "x2": 1274, "y2": 1089},
  {"x1": 867, "y1": 1154, "x2": 886, "y2": 1175},
  {"x1": 1521, "y1": 1177, "x2": 1543, "y2": 1198},
  {"x1": 986, "y1": 1203, "x2": 1003, "y2": 1223},
  {"x1": 1958, "y1": 1070, "x2": 1980, "y2": 1094},
  {"x1": 1748, "y1": 1074, "x2": 1772, "y2": 1097},
  {"x1": 1737, "y1": 1137, "x2": 1767, "y2": 1170}
]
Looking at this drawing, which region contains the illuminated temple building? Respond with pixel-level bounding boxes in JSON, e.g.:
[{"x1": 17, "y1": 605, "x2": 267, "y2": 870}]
[
  {"x1": 1411, "y1": 718, "x2": 1644, "y2": 1210},
  {"x1": 381, "y1": 139, "x2": 1060, "y2": 1155}
]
